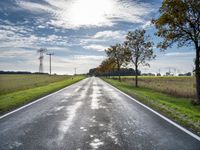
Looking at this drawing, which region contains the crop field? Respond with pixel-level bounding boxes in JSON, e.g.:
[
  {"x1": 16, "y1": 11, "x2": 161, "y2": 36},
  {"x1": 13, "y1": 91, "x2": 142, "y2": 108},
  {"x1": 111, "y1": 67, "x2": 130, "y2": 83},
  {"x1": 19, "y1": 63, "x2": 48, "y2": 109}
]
[
  {"x1": 112, "y1": 76, "x2": 196, "y2": 99},
  {"x1": 0, "y1": 74, "x2": 72, "y2": 95},
  {"x1": 0, "y1": 74, "x2": 85, "y2": 113}
]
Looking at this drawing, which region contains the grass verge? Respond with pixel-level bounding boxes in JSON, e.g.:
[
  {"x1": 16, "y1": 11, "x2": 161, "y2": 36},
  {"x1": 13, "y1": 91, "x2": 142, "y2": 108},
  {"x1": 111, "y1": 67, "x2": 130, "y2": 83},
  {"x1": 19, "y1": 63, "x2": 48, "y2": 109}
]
[
  {"x1": 103, "y1": 78, "x2": 200, "y2": 135},
  {"x1": 0, "y1": 76, "x2": 85, "y2": 114}
]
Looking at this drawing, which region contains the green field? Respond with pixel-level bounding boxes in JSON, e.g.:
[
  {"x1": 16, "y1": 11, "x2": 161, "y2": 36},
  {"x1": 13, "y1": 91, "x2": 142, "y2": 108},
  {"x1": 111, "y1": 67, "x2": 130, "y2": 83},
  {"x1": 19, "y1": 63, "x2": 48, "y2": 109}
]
[
  {"x1": 0, "y1": 74, "x2": 85, "y2": 114},
  {"x1": 0, "y1": 74, "x2": 72, "y2": 95},
  {"x1": 111, "y1": 76, "x2": 196, "y2": 99},
  {"x1": 103, "y1": 77, "x2": 200, "y2": 135}
]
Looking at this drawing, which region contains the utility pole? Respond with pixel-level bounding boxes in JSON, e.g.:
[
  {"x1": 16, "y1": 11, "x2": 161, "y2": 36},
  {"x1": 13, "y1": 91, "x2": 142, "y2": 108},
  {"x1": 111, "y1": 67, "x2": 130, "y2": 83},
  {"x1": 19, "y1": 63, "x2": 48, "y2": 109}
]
[
  {"x1": 37, "y1": 48, "x2": 47, "y2": 73},
  {"x1": 47, "y1": 52, "x2": 54, "y2": 75}
]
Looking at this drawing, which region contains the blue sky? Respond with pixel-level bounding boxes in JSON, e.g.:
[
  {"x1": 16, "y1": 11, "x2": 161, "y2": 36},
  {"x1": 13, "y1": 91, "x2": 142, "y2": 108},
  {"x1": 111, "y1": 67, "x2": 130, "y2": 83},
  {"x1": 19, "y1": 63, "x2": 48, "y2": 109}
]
[{"x1": 0, "y1": 0, "x2": 195, "y2": 75}]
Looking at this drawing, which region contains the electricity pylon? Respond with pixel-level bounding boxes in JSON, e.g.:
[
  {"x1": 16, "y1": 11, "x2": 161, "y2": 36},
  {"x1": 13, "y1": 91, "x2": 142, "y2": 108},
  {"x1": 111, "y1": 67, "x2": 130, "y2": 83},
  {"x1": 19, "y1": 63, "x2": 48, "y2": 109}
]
[{"x1": 37, "y1": 48, "x2": 47, "y2": 73}]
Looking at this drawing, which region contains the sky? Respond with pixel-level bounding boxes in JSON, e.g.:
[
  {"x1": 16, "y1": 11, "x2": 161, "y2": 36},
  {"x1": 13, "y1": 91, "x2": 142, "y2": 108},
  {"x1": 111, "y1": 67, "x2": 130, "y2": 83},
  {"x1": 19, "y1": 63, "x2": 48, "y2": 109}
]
[{"x1": 0, "y1": 0, "x2": 196, "y2": 75}]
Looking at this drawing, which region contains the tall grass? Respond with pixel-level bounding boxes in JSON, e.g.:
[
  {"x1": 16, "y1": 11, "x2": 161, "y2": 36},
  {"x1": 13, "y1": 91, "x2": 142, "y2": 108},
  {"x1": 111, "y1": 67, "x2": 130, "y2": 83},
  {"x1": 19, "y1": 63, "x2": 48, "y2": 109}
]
[{"x1": 112, "y1": 76, "x2": 196, "y2": 99}]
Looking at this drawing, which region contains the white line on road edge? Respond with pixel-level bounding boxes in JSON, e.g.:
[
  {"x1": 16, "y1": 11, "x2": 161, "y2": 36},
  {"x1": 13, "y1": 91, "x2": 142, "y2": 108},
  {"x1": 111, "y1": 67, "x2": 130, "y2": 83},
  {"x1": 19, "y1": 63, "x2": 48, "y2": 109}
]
[
  {"x1": 0, "y1": 78, "x2": 87, "y2": 120},
  {"x1": 101, "y1": 79, "x2": 200, "y2": 141}
]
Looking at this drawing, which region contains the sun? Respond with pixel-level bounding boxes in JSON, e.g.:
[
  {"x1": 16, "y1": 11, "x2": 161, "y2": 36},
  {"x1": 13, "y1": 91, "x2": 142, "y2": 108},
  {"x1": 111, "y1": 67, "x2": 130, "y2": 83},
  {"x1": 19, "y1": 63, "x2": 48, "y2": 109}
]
[{"x1": 62, "y1": 0, "x2": 115, "y2": 27}]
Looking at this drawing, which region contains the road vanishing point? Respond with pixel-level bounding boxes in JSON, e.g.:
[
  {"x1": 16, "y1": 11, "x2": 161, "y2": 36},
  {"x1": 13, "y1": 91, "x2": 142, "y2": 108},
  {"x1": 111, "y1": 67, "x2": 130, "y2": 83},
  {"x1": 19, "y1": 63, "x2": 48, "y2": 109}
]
[{"x1": 0, "y1": 77, "x2": 200, "y2": 150}]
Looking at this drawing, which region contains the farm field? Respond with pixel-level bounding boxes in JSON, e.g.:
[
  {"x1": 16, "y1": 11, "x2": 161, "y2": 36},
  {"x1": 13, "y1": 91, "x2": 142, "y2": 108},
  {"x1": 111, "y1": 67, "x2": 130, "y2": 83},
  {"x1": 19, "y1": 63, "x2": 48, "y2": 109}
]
[
  {"x1": 111, "y1": 76, "x2": 196, "y2": 99},
  {"x1": 0, "y1": 74, "x2": 85, "y2": 114},
  {"x1": 103, "y1": 77, "x2": 200, "y2": 135},
  {"x1": 0, "y1": 74, "x2": 72, "y2": 95}
]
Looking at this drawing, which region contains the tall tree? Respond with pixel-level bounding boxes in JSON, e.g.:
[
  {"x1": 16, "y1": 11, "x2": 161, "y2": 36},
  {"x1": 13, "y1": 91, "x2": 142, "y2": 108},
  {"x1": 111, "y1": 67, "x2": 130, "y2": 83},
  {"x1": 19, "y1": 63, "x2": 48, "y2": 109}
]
[
  {"x1": 125, "y1": 29, "x2": 155, "y2": 87},
  {"x1": 152, "y1": 0, "x2": 200, "y2": 104},
  {"x1": 105, "y1": 44, "x2": 131, "y2": 81}
]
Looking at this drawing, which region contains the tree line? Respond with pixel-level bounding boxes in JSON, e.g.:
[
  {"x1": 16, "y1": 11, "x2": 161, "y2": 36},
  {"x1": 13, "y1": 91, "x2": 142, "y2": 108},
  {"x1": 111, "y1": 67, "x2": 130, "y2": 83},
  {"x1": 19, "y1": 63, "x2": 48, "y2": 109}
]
[
  {"x1": 88, "y1": 68, "x2": 141, "y2": 77},
  {"x1": 93, "y1": 29, "x2": 155, "y2": 88},
  {"x1": 91, "y1": 0, "x2": 200, "y2": 104},
  {"x1": 0, "y1": 71, "x2": 49, "y2": 75}
]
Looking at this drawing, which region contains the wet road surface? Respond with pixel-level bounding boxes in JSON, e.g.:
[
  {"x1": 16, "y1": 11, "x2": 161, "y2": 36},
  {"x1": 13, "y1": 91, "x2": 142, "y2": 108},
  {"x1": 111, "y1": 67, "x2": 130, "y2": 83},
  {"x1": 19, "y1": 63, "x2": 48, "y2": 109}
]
[{"x1": 0, "y1": 77, "x2": 200, "y2": 150}]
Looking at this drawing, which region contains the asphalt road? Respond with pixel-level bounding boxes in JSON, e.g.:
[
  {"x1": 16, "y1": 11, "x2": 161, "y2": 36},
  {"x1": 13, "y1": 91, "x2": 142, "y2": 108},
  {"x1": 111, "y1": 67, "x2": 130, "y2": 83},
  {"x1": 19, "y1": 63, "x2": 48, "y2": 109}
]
[{"x1": 0, "y1": 77, "x2": 200, "y2": 150}]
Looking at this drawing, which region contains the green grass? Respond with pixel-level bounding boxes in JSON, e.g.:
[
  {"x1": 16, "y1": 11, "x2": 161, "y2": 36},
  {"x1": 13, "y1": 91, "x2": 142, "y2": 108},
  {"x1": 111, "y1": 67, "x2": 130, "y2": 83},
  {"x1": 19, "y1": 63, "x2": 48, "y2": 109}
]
[
  {"x1": 103, "y1": 78, "x2": 200, "y2": 135},
  {"x1": 0, "y1": 74, "x2": 73, "y2": 95},
  {"x1": 0, "y1": 75, "x2": 85, "y2": 114}
]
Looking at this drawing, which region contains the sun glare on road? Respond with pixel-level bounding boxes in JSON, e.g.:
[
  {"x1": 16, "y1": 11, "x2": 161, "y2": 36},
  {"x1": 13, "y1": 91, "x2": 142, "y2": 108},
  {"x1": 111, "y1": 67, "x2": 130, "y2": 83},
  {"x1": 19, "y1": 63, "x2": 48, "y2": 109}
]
[{"x1": 63, "y1": 0, "x2": 114, "y2": 27}]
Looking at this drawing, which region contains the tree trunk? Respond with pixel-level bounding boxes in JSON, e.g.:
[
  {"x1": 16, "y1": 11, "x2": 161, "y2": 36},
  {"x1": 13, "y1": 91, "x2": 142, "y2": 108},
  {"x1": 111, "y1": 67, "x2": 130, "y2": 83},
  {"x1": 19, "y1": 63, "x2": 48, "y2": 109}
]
[
  {"x1": 195, "y1": 46, "x2": 200, "y2": 104},
  {"x1": 118, "y1": 69, "x2": 121, "y2": 82},
  {"x1": 135, "y1": 64, "x2": 138, "y2": 87},
  {"x1": 117, "y1": 64, "x2": 121, "y2": 82}
]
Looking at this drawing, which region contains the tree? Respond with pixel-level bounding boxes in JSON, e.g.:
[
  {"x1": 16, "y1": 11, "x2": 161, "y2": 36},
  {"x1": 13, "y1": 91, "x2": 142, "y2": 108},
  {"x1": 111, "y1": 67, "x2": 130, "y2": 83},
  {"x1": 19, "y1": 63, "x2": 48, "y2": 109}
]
[
  {"x1": 99, "y1": 58, "x2": 116, "y2": 77},
  {"x1": 152, "y1": 0, "x2": 200, "y2": 104},
  {"x1": 125, "y1": 29, "x2": 155, "y2": 87},
  {"x1": 105, "y1": 44, "x2": 131, "y2": 81}
]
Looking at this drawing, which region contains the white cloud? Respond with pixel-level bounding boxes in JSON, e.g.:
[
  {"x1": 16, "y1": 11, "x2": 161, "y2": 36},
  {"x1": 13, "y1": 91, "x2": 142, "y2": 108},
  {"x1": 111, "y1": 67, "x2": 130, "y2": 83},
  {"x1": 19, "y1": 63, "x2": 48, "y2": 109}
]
[
  {"x1": 16, "y1": 0, "x2": 155, "y2": 29},
  {"x1": 83, "y1": 44, "x2": 108, "y2": 51},
  {"x1": 0, "y1": 24, "x2": 32, "y2": 34},
  {"x1": 1, "y1": 50, "x2": 30, "y2": 57},
  {"x1": 165, "y1": 52, "x2": 195, "y2": 56},
  {"x1": 16, "y1": 1, "x2": 54, "y2": 14},
  {"x1": 46, "y1": 46, "x2": 70, "y2": 52},
  {"x1": 93, "y1": 30, "x2": 126, "y2": 40},
  {"x1": 80, "y1": 38, "x2": 106, "y2": 46},
  {"x1": 0, "y1": 23, "x2": 69, "y2": 48},
  {"x1": 80, "y1": 30, "x2": 126, "y2": 48},
  {"x1": 79, "y1": 30, "x2": 127, "y2": 53}
]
